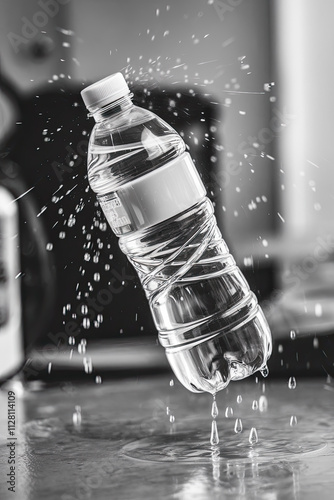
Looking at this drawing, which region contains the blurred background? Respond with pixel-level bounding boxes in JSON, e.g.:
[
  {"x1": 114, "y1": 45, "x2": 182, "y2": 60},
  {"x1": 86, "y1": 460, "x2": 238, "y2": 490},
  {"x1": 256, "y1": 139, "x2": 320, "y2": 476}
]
[{"x1": 1, "y1": 0, "x2": 334, "y2": 381}]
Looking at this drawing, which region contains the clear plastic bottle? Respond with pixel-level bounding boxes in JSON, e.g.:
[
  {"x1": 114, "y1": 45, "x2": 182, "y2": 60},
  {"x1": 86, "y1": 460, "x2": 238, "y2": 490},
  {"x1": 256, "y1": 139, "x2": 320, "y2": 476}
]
[{"x1": 81, "y1": 73, "x2": 272, "y2": 394}]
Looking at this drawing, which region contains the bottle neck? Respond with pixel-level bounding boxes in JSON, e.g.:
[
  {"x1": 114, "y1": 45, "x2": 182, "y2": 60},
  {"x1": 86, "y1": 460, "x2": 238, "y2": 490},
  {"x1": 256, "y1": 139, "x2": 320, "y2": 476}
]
[{"x1": 90, "y1": 93, "x2": 133, "y2": 123}]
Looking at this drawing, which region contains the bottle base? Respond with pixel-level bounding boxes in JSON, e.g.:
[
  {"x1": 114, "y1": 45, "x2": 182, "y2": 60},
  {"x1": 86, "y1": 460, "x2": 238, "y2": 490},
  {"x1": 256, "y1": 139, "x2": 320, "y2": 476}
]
[{"x1": 163, "y1": 307, "x2": 272, "y2": 394}]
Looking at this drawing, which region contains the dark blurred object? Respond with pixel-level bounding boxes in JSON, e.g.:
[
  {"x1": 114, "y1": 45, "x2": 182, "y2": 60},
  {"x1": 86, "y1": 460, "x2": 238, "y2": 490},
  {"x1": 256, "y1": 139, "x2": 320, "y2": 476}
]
[
  {"x1": 0, "y1": 61, "x2": 21, "y2": 152},
  {"x1": 0, "y1": 159, "x2": 56, "y2": 351},
  {"x1": 0, "y1": 184, "x2": 24, "y2": 382},
  {"x1": 0, "y1": 67, "x2": 56, "y2": 382}
]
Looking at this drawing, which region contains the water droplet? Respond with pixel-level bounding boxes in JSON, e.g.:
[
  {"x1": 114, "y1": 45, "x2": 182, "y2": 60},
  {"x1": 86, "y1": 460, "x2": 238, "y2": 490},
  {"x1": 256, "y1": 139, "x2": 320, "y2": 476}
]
[
  {"x1": 47, "y1": 362, "x2": 52, "y2": 374},
  {"x1": 210, "y1": 419, "x2": 219, "y2": 446},
  {"x1": 67, "y1": 215, "x2": 76, "y2": 227},
  {"x1": 313, "y1": 337, "x2": 319, "y2": 349},
  {"x1": 259, "y1": 395, "x2": 268, "y2": 412},
  {"x1": 225, "y1": 406, "x2": 233, "y2": 418},
  {"x1": 59, "y1": 231, "x2": 66, "y2": 239},
  {"x1": 97, "y1": 314, "x2": 103, "y2": 323},
  {"x1": 78, "y1": 342, "x2": 86, "y2": 354},
  {"x1": 81, "y1": 304, "x2": 88, "y2": 315},
  {"x1": 46, "y1": 243, "x2": 53, "y2": 251},
  {"x1": 249, "y1": 427, "x2": 258, "y2": 445},
  {"x1": 95, "y1": 376, "x2": 102, "y2": 384},
  {"x1": 169, "y1": 379, "x2": 174, "y2": 387},
  {"x1": 93, "y1": 272, "x2": 100, "y2": 282},
  {"x1": 278, "y1": 344, "x2": 283, "y2": 353},
  {"x1": 83, "y1": 318, "x2": 90, "y2": 330},
  {"x1": 290, "y1": 415, "x2": 298, "y2": 426},
  {"x1": 315, "y1": 303, "x2": 322, "y2": 317},
  {"x1": 243, "y1": 256, "x2": 253, "y2": 267},
  {"x1": 84, "y1": 253, "x2": 90, "y2": 261},
  {"x1": 211, "y1": 398, "x2": 219, "y2": 419},
  {"x1": 211, "y1": 447, "x2": 220, "y2": 466},
  {"x1": 169, "y1": 415, "x2": 175, "y2": 423},
  {"x1": 290, "y1": 330, "x2": 296, "y2": 340},
  {"x1": 68, "y1": 336, "x2": 75, "y2": 346},
  {"x1": 264, "y1": 82, "x2": 274, "y2": 92},
  {"x1": 234, "y1": 418, "x2": 243, "y2": 433},
  {"x1": 288, "y1": 376, "x2": 297, "y2": 389},
  {"x1": 72, "y1": 407, "x2": 82, "y2": 427},
  {"x1": 237, "y1": 395, "x2": 242, "y2": 404},
  {"x1": 252, "y1": 400, "x2": 258, "y2": 411},
  {"x1": 83, "y1": 357, "x2": 93, "y2": 374}
]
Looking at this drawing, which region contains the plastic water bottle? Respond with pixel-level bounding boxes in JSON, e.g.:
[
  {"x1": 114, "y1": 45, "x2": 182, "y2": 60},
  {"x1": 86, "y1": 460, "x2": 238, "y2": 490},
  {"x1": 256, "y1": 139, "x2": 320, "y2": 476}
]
[{"x1": 81, "y1": 73, "x2": 272, "y2": 394}]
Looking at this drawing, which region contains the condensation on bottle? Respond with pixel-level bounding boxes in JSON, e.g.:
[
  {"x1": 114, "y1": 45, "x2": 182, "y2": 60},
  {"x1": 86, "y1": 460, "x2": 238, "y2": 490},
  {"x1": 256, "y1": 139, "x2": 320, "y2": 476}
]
[{"x1": 81, "y1": 72, "x2": 272, "y2": 394}]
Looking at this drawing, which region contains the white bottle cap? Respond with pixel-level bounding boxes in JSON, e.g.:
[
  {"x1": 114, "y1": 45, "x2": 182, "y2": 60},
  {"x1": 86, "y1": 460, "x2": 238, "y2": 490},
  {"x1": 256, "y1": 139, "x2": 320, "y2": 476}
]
[{"x1": 81, "y1": 72, "x2": 130, "y2": 111}]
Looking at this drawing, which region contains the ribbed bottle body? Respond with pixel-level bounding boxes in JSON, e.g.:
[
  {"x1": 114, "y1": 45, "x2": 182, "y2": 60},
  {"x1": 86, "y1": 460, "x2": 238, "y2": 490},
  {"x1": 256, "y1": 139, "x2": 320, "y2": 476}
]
[{"x1": 87, "y1": 100, "x2": 272, "y2": 393}]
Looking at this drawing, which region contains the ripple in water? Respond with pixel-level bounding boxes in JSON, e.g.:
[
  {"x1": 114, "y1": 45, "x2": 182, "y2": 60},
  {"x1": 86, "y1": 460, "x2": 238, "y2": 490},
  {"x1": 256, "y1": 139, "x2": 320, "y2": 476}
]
[{"x1": 121, "y1": 427, "x2": 327, "y2": 465}]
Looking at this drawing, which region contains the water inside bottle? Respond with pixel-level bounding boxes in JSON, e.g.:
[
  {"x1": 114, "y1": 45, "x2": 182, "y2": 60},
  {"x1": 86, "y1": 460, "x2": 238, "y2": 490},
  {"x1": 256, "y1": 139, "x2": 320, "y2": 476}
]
[{"x1": 117, "y1": 196, "x2": 271, "y2": 393}]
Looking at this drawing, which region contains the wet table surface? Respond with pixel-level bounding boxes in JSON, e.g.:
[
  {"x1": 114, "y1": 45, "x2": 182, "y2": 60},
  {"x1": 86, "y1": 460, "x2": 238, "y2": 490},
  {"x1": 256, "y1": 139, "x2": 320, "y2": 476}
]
[{"x1": 0, "y1": 374, "x2": 334, "y2": 500}]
